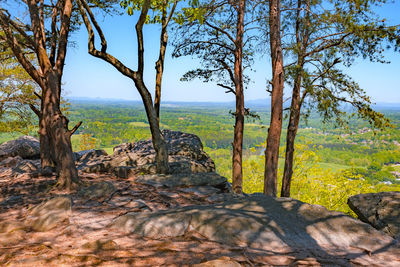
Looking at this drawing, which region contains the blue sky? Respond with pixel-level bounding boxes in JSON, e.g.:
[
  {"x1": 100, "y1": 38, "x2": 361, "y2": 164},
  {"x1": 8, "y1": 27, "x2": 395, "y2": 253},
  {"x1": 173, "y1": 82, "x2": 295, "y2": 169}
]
[{"x1": 63, "y1": 1, "x2": 400, "y2": 103}]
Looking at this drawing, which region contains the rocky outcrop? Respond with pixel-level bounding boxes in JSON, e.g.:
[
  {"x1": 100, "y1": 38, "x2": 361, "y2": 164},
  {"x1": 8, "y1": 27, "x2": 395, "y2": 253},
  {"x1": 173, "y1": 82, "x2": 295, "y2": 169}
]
[
  {"x1": 110, "y1": 194, "x2": 396, "y2": 262},
  {"x1": 0, "y1": 136, "x2": 40, "y2": 161},
  {"x1": 76, "y1": 130, "x2": 215, "y2": 176},
  {"x1": 348, "y1": 191, "x2": 400, "y2": 239},
  {"x1": 0, "y1": 155, "x2": 41, "y2": 177}
]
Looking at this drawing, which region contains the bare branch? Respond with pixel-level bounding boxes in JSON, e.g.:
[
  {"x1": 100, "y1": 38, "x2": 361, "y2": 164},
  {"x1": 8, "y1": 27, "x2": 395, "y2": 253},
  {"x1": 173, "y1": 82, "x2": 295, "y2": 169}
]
[
  {"x1": 69, "y1": 121, "x2": 82, "y2": 136},
  {"x1": 77, "y1": 0, "x2": 135, "y2": 78},
  {"x1": 49, "y1": 0, "x2": 60, "y2": 66},
  {"x1": 217, "y1": 83, "x2": 236, "y2": 94},
  {"x1": 29, "y1": 104, "x2": 40, "y2": 117},
  {"x1": 34, "y1": 91, "x2": 42, "y2": 99},
  {"x1": 55, "y1": 0, "x2": 74, "y2": 73},
  {"x1": 205, "y1": 21, "x2": 235, "y2": 44}
]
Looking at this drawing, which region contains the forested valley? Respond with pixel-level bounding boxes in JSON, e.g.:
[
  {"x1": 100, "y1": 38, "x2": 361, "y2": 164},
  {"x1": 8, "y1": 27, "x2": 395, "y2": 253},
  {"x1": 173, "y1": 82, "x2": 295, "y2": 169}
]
[{"x1": 3, "y1": 99, "x2": 399, "y2": 215}]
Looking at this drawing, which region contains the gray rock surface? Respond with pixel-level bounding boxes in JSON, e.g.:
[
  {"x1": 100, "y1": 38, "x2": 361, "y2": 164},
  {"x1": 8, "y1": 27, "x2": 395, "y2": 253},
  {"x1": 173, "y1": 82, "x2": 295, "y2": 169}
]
[
  {"x1": 26, "y1": 196, "x2": 72, "y2": 232},
  {"x1": 111, "y1": 130, "x2": 215, "y2": 174},
  {"x1": 78, "y1": 181, "x2": 116, "y2": 202},
  {"x1": 348, "y1": 191, "x2": 400, "y2": 239},
  {"x1": 110, "y1": 195, "x2": 395, "y2": 256},
  {"x1": 75, "y1": 149, "x2": 108, "y2": 162},
  {"x1": 12, "y1": 160, "x2": 40, "y2": 174},
  {"x1": 134, "y1": 172, "x2": 229, "y2": 191},
  {"x1": 0, "y1": 136, "x2": 40, "y2": 161},
  {"x1": 75, "y1": 130, "x2": 216, "y2": 175},
  {"x1": 0, "y1": 156, "x2": 23, "y2": 168}
]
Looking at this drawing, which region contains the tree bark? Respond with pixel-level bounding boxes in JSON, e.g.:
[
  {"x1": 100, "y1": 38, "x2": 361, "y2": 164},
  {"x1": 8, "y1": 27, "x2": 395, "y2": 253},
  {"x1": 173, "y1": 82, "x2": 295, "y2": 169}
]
[
  {"x1": 281, "y1": 0, "x2": 309, "y2": 197},
  {"x1": 39, "y1": 128, "x2": 56, "y2": 170},
  {"x1": 231, "y1": 0, "x2": 245, "y2": 194},
  {"x1": 264, "y1": 0, "x2": 284, "y2": 197},
  {"x1": 135, "y1": 78, "x2": 169, "y2": 174},
  {"x1": 41, "y1": 71, "x2": 79, "y2": 190},
  {"x1": 281, "y1": 69, "x2": 302, "y2": 197},
  {"x1": 154, "y1": 0, "x2": 168, "y2": 121}
]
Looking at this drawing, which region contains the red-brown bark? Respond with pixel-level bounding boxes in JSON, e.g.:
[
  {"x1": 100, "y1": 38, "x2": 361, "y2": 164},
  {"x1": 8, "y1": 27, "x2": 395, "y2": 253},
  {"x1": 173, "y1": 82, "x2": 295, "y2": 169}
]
[
  {"x1": 264, "y1": 0, "x2": 284, "y2": 197},
  {"x1": 154, "y1": 0, "x2": 177, "y2": 121},
  {"x1": 231, "y1": 0, "x2": 246, "y2": 194}
]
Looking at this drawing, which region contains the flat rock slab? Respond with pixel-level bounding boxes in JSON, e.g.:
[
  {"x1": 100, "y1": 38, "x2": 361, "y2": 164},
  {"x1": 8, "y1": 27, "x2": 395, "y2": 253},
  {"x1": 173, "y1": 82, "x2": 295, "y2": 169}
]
[
  {"x1": 111, "y1": 195, "x2": 399, "y2": 266},
  {"x1": 348, "y1": 191, "x2": 400, "y2": 239},
  {"x1": 26, "y1": 196, "x2": 72, "y2": 232},
  {"x1": 134, "y1": 172, "x2": 227, "y2": 188},
  {"x1": 179, "y1": 186, "x2": 221, "y2": 197}
]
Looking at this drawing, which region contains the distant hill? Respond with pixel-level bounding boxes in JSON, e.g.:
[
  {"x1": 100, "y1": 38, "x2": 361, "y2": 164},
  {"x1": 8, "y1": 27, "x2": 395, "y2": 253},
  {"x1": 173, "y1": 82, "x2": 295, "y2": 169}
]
[{"x1": 68, "y1": 96, "x2": 399, "y2": 111}]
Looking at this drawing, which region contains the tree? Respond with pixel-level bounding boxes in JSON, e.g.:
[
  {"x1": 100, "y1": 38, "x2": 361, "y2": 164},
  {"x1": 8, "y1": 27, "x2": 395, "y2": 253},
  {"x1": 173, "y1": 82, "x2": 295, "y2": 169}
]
[
  {"x1": 120, "y1": 0, "x2": 179, "y2": 121},
  {"x1": 0, "y1": 1, "x2": 82, "y2": 190},
  {"x1": 264, "y1": 0, "x2": 284, "y2": 197},
  {"x1": 0, "y1": 1, "x2": 117, "y2": 189},
  {"x1": 77, "y1": 0, "x2": 170, "y2": 173},
  {"x1": 173, "y1": 0, "x2": 250, "y2": 194},
  {"x1": 279, "y1": 0, "x2": 399, "y2": 197},
  {"x1": 0, "y1": 45, "x2": 39, "y2": 134}
]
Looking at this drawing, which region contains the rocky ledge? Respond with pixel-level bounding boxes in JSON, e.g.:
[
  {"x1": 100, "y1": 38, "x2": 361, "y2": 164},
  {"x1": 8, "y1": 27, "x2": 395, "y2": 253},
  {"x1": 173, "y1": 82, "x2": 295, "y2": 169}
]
[
  {"x1": 1, "y1": 134, "x2": 400, "y2": 266},
  {"x1": 0, "y1": 130, "x2": 216, "y2": 178},
  {"x1": 348, "y1": 191, "x2": 400, "y2": 240}
]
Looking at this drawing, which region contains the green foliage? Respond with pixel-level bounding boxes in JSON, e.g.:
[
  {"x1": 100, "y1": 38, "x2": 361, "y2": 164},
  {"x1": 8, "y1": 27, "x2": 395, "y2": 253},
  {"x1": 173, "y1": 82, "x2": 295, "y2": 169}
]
[
  {"x1": 0, "y1": 46, "x2": 38, "y2": 134},
  {"x1": 368, "y1": 161, "x2": 382, "y2": 172},
  {"x1": 120, "y1": 0, "x2": 204, "y2": 24},
  {"x1": 241, "y1": 143, "x2": 400, "y2": 216},
  {"x1": 172, "y1": 0, "x2": 256, "y2": 92}
]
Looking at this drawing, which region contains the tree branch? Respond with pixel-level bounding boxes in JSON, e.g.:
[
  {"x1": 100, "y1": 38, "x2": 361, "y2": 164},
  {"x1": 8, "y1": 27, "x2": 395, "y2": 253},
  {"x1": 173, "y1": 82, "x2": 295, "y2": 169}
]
[
  {"x1": 55, "y1": 0, "x2": 73, "y2": 73},
  {"x1": 135, "y1": 0, "x2": 150, "y2": 77},
  {"x1": 217, "y1": 83, "x2": 235, "y2": 94},
  {"x1": 77, "y1": 0, "x2": 135, "y2": 78},
  {"x1": 29, "y1": 104, "x2": 40, "y2": 117},
  {"x1": 69, "y1": 121, "x2": 82, "y2": 136}
]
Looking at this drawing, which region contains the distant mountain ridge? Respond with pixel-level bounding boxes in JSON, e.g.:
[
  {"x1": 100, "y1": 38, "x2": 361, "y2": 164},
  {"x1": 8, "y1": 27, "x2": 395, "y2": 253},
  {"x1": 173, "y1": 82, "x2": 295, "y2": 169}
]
[{"x1": 68, "y1": 96, "x2": 399, "y2": 111}]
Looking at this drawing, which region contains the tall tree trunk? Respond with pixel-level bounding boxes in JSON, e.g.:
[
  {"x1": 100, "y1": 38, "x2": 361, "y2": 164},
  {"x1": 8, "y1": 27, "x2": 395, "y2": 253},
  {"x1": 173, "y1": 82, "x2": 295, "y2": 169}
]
[
  {"x1": 281, "y1": 0, "x2": 309, "y2": 197},
  {"x1": 264, "y1": 0, "x2": 284, "y2": 197},
  {"x1": 42, "y1": 71, "x2": 79, "y2": 190},
  {"x1": 135, "y1": 78, "x2": 169, "y2": 174},
  {"x1": 232, "y1": 0, "x2": 245, "y2": 194},
  {"x1": 154, "y1": 1, "x2": 168, "y2": 121},
  {"x1": 30, "y1": 103, "x2": 56, "y2": 170},
  {"x1": 39, "y1": 129, "x2": 56, "y2": 170},
  {"x1": 281, "y1": 70, "x2": 302, "y2": 197}
]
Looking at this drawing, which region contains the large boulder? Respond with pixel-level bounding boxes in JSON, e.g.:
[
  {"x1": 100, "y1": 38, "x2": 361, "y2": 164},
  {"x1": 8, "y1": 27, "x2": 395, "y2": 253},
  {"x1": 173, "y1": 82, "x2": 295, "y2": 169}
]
[
  {"x1": 0, "y1": 136, "x2": 40, "y2": 161},
  {"x1": 74, "y1": 130, "x2": 215, "y2": 175},
  {"x1": 111, "y1": 130, "x2": 215, "y2": 174},
  {"x1": 348, "y1": 191, "x2": 400, "y2": 239},
  {"x1": 75, "y1": 149, "x2": 112, "y2": 173},
  {"x1": 110, "y1": 195, "x2": 398, "y2": 266}
]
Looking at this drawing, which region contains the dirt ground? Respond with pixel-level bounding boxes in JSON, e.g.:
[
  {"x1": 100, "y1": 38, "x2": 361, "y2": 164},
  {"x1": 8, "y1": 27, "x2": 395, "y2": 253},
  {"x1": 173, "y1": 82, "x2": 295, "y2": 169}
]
[{"x1": 0, "y1": 171, "x2": 398, "y2": 266}]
